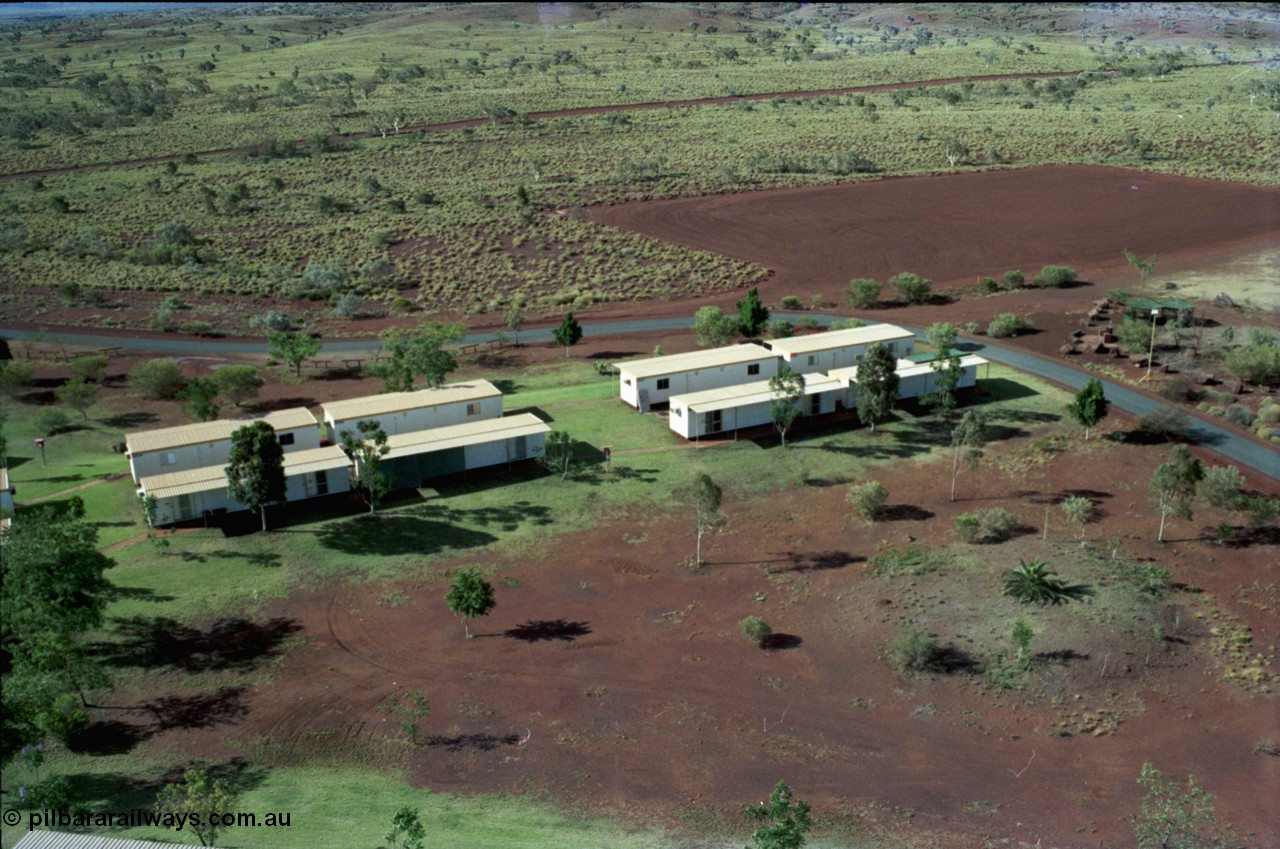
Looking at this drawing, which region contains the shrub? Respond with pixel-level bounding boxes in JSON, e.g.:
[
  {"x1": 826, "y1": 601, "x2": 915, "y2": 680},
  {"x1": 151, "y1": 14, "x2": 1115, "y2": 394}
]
[
  {"x1": 128, "y1": 359, "x2": 187, "y2": 400},
  {"x1": 739, "y1": 616, "x2": 772, "y2": 648},
  {"x1": 988, "y1": 313, "x2": 1033, "y2": 338},
  {"x1": 35, "y1": 408, "x2": 73, "y2": 434},
  {"x1": 149, "y1": 307, "x2": 176, "y2": 332},
  {"x1": 1033, "y1": 265, "x2": 1078, "y2": 287},
  {"x1": 978, "y1": 276, "x2": 1000, "y2": 295},
  {"x1": 829, "y1": 317, "x2": 866, "y2": 330},
  {"x1": 846, "y1": 481, "x2": 887, "y2": 521},
  {"x1": 1136, "y1": 408, "x2": 1190, "y2": 440},
  {"x1": 178, "y1": 320, "x2": 216, "y2": 336},
  {"x1": 963, "y1": 321, "x2": 980, "y2": 334},
  {"x1": 889, "y1": 623, "x2": 942, "y2": 674},
  {"x1": 889, "y1": 271, "x2": 933, "y2": 304},
  {"x1": 953, "y1": 513, "x2": 981, "y2": 543},
  {"x1": 1224, "y1": 343, "x2": 1280, "y2": 387},
  {"x1": 1002, "y1": 269, "x2": 1025, "y2": 288},
  {"x1": 332, "y1": 293, "x2": 362, "y2": 318},
  {"x1": 1222, "y1": 405, "x2": 1255, "y2": 427},
  {"x1": 766, "y1": 319, "x2": 794, "y2": 339},
  {"x1": 955, "y1": 508, "x2": 1019, "y2": 543},
  {"x1": 248, "y1": 310, "x2": 291, "y2": 332},
  {"x1": 1156, "y1": 376, "x2": 1200, "y2": 403},
  {"x1": 780, "y1": 295, "x2": 804, "y2": 310},
  {"x1": 846, "y1": 277, "x2": 881, "y2": 309}
]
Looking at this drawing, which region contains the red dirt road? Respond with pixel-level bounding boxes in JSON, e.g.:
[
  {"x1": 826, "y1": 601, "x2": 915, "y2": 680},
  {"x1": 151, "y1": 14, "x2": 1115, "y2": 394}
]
[{"x1": 592, "y1": 165, "x2": 1280, "y2": 295}]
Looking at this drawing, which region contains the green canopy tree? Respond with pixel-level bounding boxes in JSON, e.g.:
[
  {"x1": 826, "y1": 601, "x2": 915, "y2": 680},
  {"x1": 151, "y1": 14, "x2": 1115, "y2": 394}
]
[
  {"x1": 155, "y1": 769, "x2": 241, "y2": 849},
  {"x1": 924, "y1": 322, "x2": 962, "y2": 420},
  {"x1": 684, "y1": 472, "x2": 723, "y2": 566},
  {"x1": 692, "y1": 306, "x2": 739, "y2": 347},
  {"x1": 1067, "y1": 378, "x2": 1110, "y2": 440},
  {"x1": 267, "y1": 330, "x2": 321, "y2": 378},
  {"x1": 504, "y1": 298, "x2": 525, "y2": 346},
  {"x1": 769, "y1": 367, "x2": 806, "y2": 447},
  {"x1": 855, "y1": 342, "x2": 899, "y2": 434},
  {"x1": 746, "y1": 780, "x2": 813, "y2": 849},
  {"x1": 225, "y1": 420, "x2": 286, "y2": 532},
  {"x1": 736, "y1": 287, "x2": 770, "y2": 338},
  {"x1": 553, "y1": 311, "x2": 583, "y2": 357},
  {"x1": 950, "y1": 408, "x2": 988, "y2": 502},
  {"x1": 377, "y1": 322, "x2": 465, "y2": 391},
  {"x1": 54, "y1": 378, "x2": 98, "y2": 421},
  {"x1": 340, "y1": 420, "x2": 390, "y2": 513},
  {"x1": 1149, "y1": 444, "x2": 1204, "y2": 543},
  {"x1": 445, "y1": 567, "x2": 496, "y2": 639},
  {"x1": 212, "y1": 364, "x2": 261, "y2": 407},
  {"x1": 181, "y1": 376, "x2": 220, "y2": 422}
]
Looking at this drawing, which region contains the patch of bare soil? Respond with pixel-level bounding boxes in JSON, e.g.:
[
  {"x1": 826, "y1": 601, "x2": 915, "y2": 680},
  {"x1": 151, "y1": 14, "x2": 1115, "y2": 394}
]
[{"x1": 110, "y1": 426, "x2": 1278, "y2": 849}]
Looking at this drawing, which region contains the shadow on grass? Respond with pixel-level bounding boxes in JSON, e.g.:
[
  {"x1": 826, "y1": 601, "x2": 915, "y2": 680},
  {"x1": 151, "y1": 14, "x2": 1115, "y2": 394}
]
[
  {"x1": 762, "y1": 633, "x2": 803, "y2": 651},
  {"x1": 880, "y1": 504, "x2": 935, "y2": 521},
  {"x1": 502, "y1": 619, "x2": 591, "y2": 642},
  {"x1": 315, "y1": 513, "x2": 499, "y2": 555},
  {"x1": 67, "y1": 687, "x2": 249, "y2": 756},
  {"x1": 105, "y1": 585, "x2": 176, "y2": 604},
  {"x1": 91, "y1": 616, "x2": 301, "y2": 672},
  {"x1": 768, "y1": 550, "x2": 861, "y2": 573},
  {"x1": 425, "y1": 733, "x2": 520, "y2": 752},
  {"x1": 175, "y1": 549, "x2": 283, "y2": 568},
  {"x1": 979, "y1": 377, "x2": 1042, "y2": 404},
  {"x1": 100, "y1": 411, "x2": 159, "y2": 428}
]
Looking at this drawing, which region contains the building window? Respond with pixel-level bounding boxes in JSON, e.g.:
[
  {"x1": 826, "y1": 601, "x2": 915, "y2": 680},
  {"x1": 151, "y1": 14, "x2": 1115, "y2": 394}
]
[
  {"x1": 887, "y1": 342, "x2": 896, "y2": 352},
  {"x1": 161, "y1": 452, "x2": 177, "y2": 466},
  {"x1": 672, "y1": 406, "x2": 682, "y2": 417},
  {"x1": 810, "y1": 394, "x2": 821, "y2": 416},
  {"x1": 315, "y1": 470, "x2": 329, "y2": 495},
  {"x1": 278, "y1": 433, "x2": 295, "y2": 446},
  {"x1": 747, "y1": 363, "x2": 760, "y2": 376},
  {"x1": 466, "y1": 402, "x2": 481, "y2": 416},
  {"x1": 623, "y1": 378, "x2": 632, "y2": 386},
  {"x1": 656, "y1": 378, "x2": 670, "y2": 391},
  {"x1": 807, "y1": 355, "x2": 816, "y2": 366}
]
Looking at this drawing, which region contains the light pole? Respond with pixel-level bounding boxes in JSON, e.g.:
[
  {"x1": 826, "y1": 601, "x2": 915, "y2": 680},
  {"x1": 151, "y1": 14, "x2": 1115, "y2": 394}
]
[
  {"x1": 34, "y1": 437, "x2": 46, "y2": 467},
  {"x1": 1140, "y1": 308, "x2": 1159, "y2": 382}
]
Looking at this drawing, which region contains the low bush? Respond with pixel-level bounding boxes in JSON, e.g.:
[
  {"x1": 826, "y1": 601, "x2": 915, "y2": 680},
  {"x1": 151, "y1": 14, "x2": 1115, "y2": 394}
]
[
  {"x1": 1002, "y1": 269, "x2": 1025, "y2": 288},
  {"x1": 780, "y1": 295, "x2": 804, "y2": 310},
  {"x1": 766, "y1": 319, "x2": 794, "y2": 339},
  {"x1": 846, "y1": 277, "x2": 881, "y2": 309},
  {"x1": 35, "y1": 408, "x2": 73, "y2": 435},
  {"x1": 739, "y1": 616, "x2": 772, "y2": 648},
  {"x1": 955, "y1": 508, "x2": 1019, "y2": 543},
  {"x1": 1033, "y1": 265, "x2": 1078, "y2": 288},
  {"x1": 953, "y1": 513, "x2": 981, "y2": 543},
  {"x1": 1223, "y1": 405, "x2": 1255, "y2": 427},
  {"x1": 128, "y1": 359, "x2": 186, "y2": 400},
  {"x1": 890, "y1": 272, "x2": 933, "y2": 305},
  {"x1": 988, "y1": 313, "x2": 1034, "y2": 338},
  {"x1": 1136, "y1": 408, "x2": 1190, "y2": 440},
  {"x1": 889, "y1": 623, "x2": 943, "y2": 674},
  {"x1": 1156, "y1": 376, "x2": 1201, "y2": 403},
  {"x1": 846, "y1": 481, "x2": 887, "y2": 521},
  {"x1": 978, "y1": 276, "x2": 1000, "y2": 295}
]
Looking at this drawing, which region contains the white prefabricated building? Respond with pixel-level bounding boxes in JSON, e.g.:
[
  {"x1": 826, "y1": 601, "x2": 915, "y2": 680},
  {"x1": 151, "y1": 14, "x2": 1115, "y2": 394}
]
[
  {"x1": 126, "y1": 407, "x2": 320, "y2": 484},
  {"x1": 667, "y1": 374, "x2": 845, "y2": 440},
  {"x1": 765, "y1": 324, "x2": 916, "y2": 373},
  {"x1": 321, "y1": 380, "x2": 504, "y2": 441},
  {"x1": 614, "y1": 344, "x2": 780, "y2": 411},
  {"x1": 830, "y1": 355, "x2": 989, "y2": 408},
  {"x1": 372, "y1": 413, "x2": 552, "y2": 489}
]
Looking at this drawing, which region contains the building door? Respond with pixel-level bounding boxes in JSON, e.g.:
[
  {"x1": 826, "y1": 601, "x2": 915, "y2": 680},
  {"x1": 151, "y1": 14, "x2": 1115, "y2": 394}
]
[
  {"x1": 175, "y1": 493, "x2": 195, "y2": 521},
  {"x1": 512, "y1": 435, "x2": 528, "y2": 461},
  {"x1": 704, "y1": 410, "x2": 722, "y2": 435},
  {"x1": 810, "y1": 394, "x2": 821, "y2": 416}
]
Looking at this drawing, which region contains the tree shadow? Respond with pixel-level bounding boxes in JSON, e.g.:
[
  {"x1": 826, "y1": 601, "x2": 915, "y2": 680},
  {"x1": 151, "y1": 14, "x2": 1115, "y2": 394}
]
[
  {"x1": 257, "y1": 396, "x2": 317, "y2": 412},
  {"x1": 104, "y1": 585, "x2": 176, "y2": 604},
  {"x1": 314, "y1": 513, "x2": 498, "y2": 555},
  {"x1": 589, "y1": 350, "x2": 642, "y2": 360},
  {"x1": 503, "y1": 619, "x2": 592, "y2": 642},
  {"x1": 762, "y1": 633, "x2": 803, "y2": 650},
  {"x1": 91, "y1": 616, "x2": 301, "y2": 672},
  {"x1": 65, "y1": 687, "x2": 249, "y2": 755},
  {"x1": 1034, "y1": 649, "x2": 1090, "y2": 666},
  {"x1": 490, "y1": 378, "x2": 521, "y2": 395},
  {"x1": 935, "y1": 645, "x2": 980, "y2": 674},
  {"x1": 880, "y1": 504, "x2": 935, "y2": 521},
  {"x1": 1220, "y1": 525, "x2": 1280, "y2": 548},
  {"x1": 65, "y1": 720, "x2": 150, "y2": 756},
  {"x1": 100, "y1": 411, "x2": 159, "y2": 428},
  {"x1": 425, "y1": 733, "x2": 520, "y2": 752},
  {"x1": 769, "y1": 550, "x2": 861, "y2": 573}
]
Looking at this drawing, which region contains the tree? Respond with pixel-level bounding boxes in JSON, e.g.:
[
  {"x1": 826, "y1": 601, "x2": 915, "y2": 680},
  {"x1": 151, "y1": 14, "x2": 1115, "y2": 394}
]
[
  {"x1": 340, "y1": 420, "x2": 390, "y2": 513},
  {"x1": 0, "y1": 360, "x2": 34, "y2": 400},
  {"x1": 384, "y1": 806, "x2": 426, "y2": 849},
  {"x1": 1002, "y1": 558, "x2": 1082, "y2": 606},
  {"x1": 950, "y1": 408, "x2": 988, "y2": 502},
  {"x1": 685, "y1": 472, "x2": 722, "y2": 565},
  {"x1": 538, "y1": 430, "x2": 574, "y2": 480},
  {"x1": 924, "y1": 323, "x2": 962, "y2": 419},
  {"x1": 889, "y1": 271, "x2": 933, "y2": 304},
  {"x1": 855, "y1": 342, "x2": 899, "y2": 434},
  {"x1": 155, "y1": 769, "x2": 241, "y2": 848},
  {"x1": 925, "y1": 321, "x2": 957, "y2": 353},
  {"x1": 267, "y1": 330, "x2": 321, "y2": 378},
  {"x1": 1200, "y1": 465, "x2": 1246, "y2": 512},
  {"x1": 1067, "y1": 378, "x2": 1109, "y2": 440},
  {"x1": 940, "y1": 134, "x2": 970, "y2": 167},
  {"x1": 127, "y1": 358, "x2": 186, "y2": 399},
  {"x1": 54, "y1": 378, "x2": 98, "y2": 421},
  {"x1": 504, "y1": 298, "x2": 525, "y2": 346},
  {"x1": 1149, "y1": 444, "x2": 1204, "y2": 543},
  {"x1": 692, "y1": 306, "x2": 739, "y2": 347},
  {"x1": 445, "y1": 567, "x2": 495, "y2": 638},
  {"x1": 181, "y1": 376, "x2": 220, "y2": 422},
  {"x1": 211, "y1": 364, "x2": 261, "y2": 407},
  {"x1": 768, "y1": 367, "x2": 806, "y2": 447},
  {"x1": 67, "y1": 354, "x2": 108, "y2": 385},
  {"x1": 846, "y1": 480, "x2": 887, "y2": 521},
  {"x1": 377, "y1": 322, "x2": 465, "y2": 391},
  {"x1": 1011, "y1": 619, "x2": 1034, "y2": 666},
  {"x1": 845, "y1": 277, "x2": 881, "y2": 309},
  {"x1": 736, "y1": 287, "x2": 770, "y2": 338},
  {"x1": 553, "y1": 311, "x2": 583, "y2": 357},
  {"x1": 1133, "y1": 762, "x2": 1233, "y2": 849},
  {"x1": 746, "y1": 780, "x2": 812, "y2": 849},
  {"x1": 1124, "y1": 249, "x2": 1158, "y2": 284},
  {"x1": 225, "y1": 420, "x2": 286, "y2": 532}
]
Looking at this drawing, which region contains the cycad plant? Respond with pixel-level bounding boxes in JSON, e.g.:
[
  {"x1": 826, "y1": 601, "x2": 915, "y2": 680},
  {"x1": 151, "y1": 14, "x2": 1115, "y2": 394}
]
[{"x1": 1003, "y1": 559, "x2": 1091, "y2": 606}]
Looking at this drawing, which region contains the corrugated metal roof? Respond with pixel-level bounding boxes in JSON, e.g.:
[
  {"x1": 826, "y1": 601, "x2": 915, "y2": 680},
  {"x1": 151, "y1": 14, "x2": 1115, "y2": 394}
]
[
  {"x1": 138, "y1": 445, "x2": 350, "y2": 499},
  {"x1": 672, "y1": 375, "x2": 845, "y2": 414},
  {"x1": 125, "y1": 408, "x2": 317, "y2": 455},
  {"x1": 766, "y1": 324, "x2": 913, "y2": 357},
  {"x1": 14, "y1": 830, "x2": 182, "y2": 849},
  {"x1": 830, "y1": 355, "x2": 989, "y2": 383},
  {"x1": 382, "y1": 413, "x2": 550, "y2": 461},
  {"x1": 614, "y1": 343, "x2": 775, "y2": 380},
  {"x1": 321, "y1": 380, "x2": 501, "y2": 423}
]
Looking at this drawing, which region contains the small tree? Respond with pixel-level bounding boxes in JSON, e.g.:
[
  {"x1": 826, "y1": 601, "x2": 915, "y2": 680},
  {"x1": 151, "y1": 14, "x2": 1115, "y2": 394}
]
[
  {"x1": 445, "y1": 567, "x2": 495, "y2": 639},
  {"x1": 950, "y1": 408, "x2": 988, "y2": 502},
  {"x1": 340, "y1": 420, "x2": 390, "y2": 513},
  {"x1": 68, "y1": 354, "x2": 108, "y2": 385},
  {"x1": 1067, "y1": 378, "x2": 1109, "y2": 440},
  {"x1": 267, "y1": 330, "x2": 321, "y2": 378},
  {"x1": 211, "y1": 364, "x2": 261, "y2": 407},
  {"x1": 855, "y1": 342, "x2": 899, "y2": 434},
  {"x1": 504, "y1": 298, "x2": 525, "y2": 346},
  {"x1": 538, "y1": 430, "x2": 574, "y2": 480},
  {"x1": 1200, "y1": 465, "x2": 1246, "y2": 512},
  {"x1": 692, "y1": 306, "x2": 739, "y2": 347},
  {"x1": 926, "y1": 351, "x2": 963, "y2": 420},
  {"x1": 181, "y1": 376, "x2": 220, "y2": 422},
  {"x1": 739, "y1": 616, "x2": 772, "y2": 648},
  {"x1": 940, "y1": 134, "x2": 970, "y2": 166},
  {"x1": 768, "y1": 367, "x2": 806, "y2": 447},
  {"x1": 746, "y1": 780, "x2": 812, "y2": 849},
  {"x1": 686, "y1": 472, "x2": 723, "y2": 566},
  {"x1": 377, "y1": 322, "x2": 465, "y2": 391},
  {"x1": 1060, "y1": 495, "x2": 1093, "y2": 543},
  {"x1": 553, "y1": 311, "x2": 583, "y2": 357},
  {"x1": 127, "y1": 359, "x2": 186, "y2": 399},
  {"x1": 1133, "y1": 762, "x2": 1232, "y2": 849},
  {"x1": 1011, "y1": 618, "x2": 1034, "y2": 666},
  {"x1": 225, "y1": 420, "x2": 286, "y2": 532},
  {"x1": 54, "y1": 379, "x2": 98, "y2": 421},
  {"x1": 889, "y1": 271, "x2": 932, "y2": 304},
  {"x1": 1149, "y1": 444, "x2": 1204, "y2": 543},
  {"x1": 0, "y1": 361, "x2": 34, "y2": 400},
  {"x1": 1123, "y1": 249, "x2": 1158, "y2": 284},
  {"x1": 736, "y1": 287, "x2": 770, "y2": 338},
  {"x1": 846, "y1": 277, "x2": 881, "y2": 309},
  {"x1": 154, "y1": 769, "x2": 240, "y2": 848},
  {"x1": 384, "y1": 805, "x2": 426, "y2": 849},
  {"x1": 846, "y1": 481, "x2": 887, "y2": 521}
]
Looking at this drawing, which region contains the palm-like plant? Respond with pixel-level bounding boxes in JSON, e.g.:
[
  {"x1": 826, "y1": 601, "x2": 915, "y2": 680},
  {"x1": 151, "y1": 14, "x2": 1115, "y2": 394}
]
[{"x1": 1003, "y1": 559, "x2": 1087, "y2": 606}]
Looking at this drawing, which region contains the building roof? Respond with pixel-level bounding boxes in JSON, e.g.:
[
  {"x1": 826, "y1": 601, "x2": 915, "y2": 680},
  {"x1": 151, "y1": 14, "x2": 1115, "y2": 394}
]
[
  {"x1": 125, "y1": 408, "x2": 317, "y2": 455},
  {"x1": 138, "y1": 445, "x2": 350, "y2": 500},
  {"x1": 321, "y1": 380, "x2": 501, "y2": 423},
  {"x1": 830, "y1": 355, "x2": 989, "y2": 383},
  {"x1": 15, "y1": 831, "x2": 180, "y2": 849},
  {"x1": 765, "y1": 324, "x2": 914, "y2": 357},
  {"x1": 671, "y1": 375, "x2": 845, "y2": 414},
  {"x1": 614, "y1": 343, "x2": 775, "y2": 380},
  {"x1": 381, "y1": 413, "x2": 550, "y2": 462}
]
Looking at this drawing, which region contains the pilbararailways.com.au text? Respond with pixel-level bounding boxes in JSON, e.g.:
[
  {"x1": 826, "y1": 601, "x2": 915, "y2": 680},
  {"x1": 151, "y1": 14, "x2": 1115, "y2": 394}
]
[{"x1": 8, "y1": 808, "x2": 291, "y2": 832}]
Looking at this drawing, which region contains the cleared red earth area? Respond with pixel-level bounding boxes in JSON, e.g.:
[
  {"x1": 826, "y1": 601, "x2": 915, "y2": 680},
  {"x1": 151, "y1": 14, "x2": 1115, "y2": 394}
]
[{"x1": 591, "y1": 165, "x2": 1280, "y2": 295}]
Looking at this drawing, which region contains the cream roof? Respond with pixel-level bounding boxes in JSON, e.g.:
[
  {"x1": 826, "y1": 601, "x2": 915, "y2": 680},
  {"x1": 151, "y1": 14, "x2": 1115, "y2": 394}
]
[
  {"x1": 381, "y1": 413, "x2": 550, "y2": 461},
  {"x1": 322, "y1": 380, "x2": 501, "y2": 423},
  {"x1": 614, "y1": 343, "x2": 775, "y2": 380},
  {"x1": 125, "y1": 408, "x2": 317, "y2": 455},
  {"x1": 138, "y1": 445, "x2": 350, "y2": 500},
  {"x1": 766, "y1": 324, "x2": 914, "y2": 357},
  {"x1": 671, "y1": 374, "x2": 845, "y2": 414},
  {"x1": 830, "y1": 355, "x2": 989, "y2": 383}
]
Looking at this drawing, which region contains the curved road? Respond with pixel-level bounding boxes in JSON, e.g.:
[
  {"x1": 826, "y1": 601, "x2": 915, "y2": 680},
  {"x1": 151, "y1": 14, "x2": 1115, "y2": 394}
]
[{"x1": 3, "y1": 317, "x2": 1275, "y2": 485}]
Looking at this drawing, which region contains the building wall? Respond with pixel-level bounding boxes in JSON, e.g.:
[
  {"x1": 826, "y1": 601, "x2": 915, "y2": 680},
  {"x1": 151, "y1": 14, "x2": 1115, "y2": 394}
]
[
  {"x1": 148, "y1": 466, "x2": 350, "y2": 526},
  {"x1": 621, "y1": 358, "x2": 782, "y2": 409},
  {"x1": 129, "y1": 425, "x2": 320, "y2": 483},
  {"x1": 328, "y1": 395, "x2": 503, "y2": 441},
  {"x1": 283, "y1": 467, "x2": 351, "y2": 502},
  {"x1": 373, "y1": 431, "x2": 546, "y2": 491},
  {"x1": 671, "y1": 389, "x2": 841, "y2": 439},
  {"x1": 782, "y1": 338, "x2": 915, "y2": 374}
]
